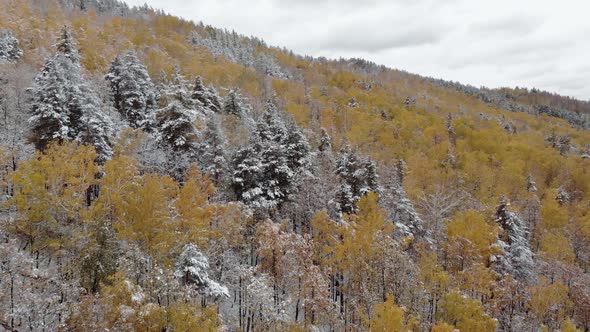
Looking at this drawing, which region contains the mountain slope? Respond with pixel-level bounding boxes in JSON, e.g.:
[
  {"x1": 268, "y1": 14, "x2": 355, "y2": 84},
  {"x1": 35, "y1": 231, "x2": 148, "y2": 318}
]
[{"x1": 0, "y1": 1, "x2": 589, "y2": 331}]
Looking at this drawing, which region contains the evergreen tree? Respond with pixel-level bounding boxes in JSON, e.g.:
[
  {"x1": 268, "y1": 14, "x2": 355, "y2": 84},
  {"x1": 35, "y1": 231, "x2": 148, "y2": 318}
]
[
  {"x1": 231, "y1": 102, "x2": 310, "y2": 210},
  {"x1": 55, "y1": 25, "x2": 80, "y2": 62},
  {"x1": 105, "y1": 51, "x2": 158, "y2": 130},
  {"x1": 156, "y1": 102, "x2": 198, "y2": 152},
  {"x1": 285, "y1": 122, "x2": 310, "y2": 171},
  {"x1": 0, "y1": 29, "x2": 23, "y2": 63},
  {"x1": 199, "y1": 117, "x2": 227, "y2": 182},
  {"x1": 318, "y1": 127, "x2": 332, "y2": 152},
  {"x1": 174, "y1": 244, "x2": 229, "y2": 298},
  {"x1": 222, "y1": 89, "x2": 244, "y2": 116},
  {"x1": 231, "y1": 144, "x2": 263, "y2": 206},
  {"x1": 191, "y1": 76, "x2": 209, "y2": 108},
  {"x1": 260, "y1": 139, "x2": 293, "y2": 208},
  {"x1": 29, "y1": 26, "x2": 113, "y2": 161},
  {"x1": 155, "y1": 66, "x2": 199, "y2": 153},
  {"x1": 207, "y1": 85, "x2": 222, "y2": 113},
  {"x1": 493, "y1": 198, "x2": 535, "y2": 281},
  {"x1": 364, "y1": 158, "x2": 380, "y2": 194},
  {"x1": 164, "y1": 65, "x2": 196, "y2": 109},
  {"x1": 334, "y1": 145, "x2": 378, "y2": 214}
]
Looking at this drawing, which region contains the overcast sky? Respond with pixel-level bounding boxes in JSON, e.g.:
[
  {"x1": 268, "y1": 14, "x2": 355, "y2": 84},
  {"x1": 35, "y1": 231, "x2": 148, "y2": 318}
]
[{"x1": 125, "y1": 0, "x2": 590, "y2": 100}]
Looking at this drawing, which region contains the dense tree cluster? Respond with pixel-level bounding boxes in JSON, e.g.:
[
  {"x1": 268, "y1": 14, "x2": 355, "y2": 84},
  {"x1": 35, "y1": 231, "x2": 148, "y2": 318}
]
[
  {"x1": 105, "y1": 51, "x2": 158, "y2": 130},
  {"x1": 28, "y1": 26, "x2": 113, "y2": 161},
  {"x1": 231, "y1": 101, "x2": 310, "y2": 210}
]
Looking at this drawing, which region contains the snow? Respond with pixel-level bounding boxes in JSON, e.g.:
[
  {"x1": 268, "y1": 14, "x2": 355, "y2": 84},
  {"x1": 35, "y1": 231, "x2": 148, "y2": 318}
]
[{"x1": 174, "y1": 244, "x2": 230, "y2": 298}]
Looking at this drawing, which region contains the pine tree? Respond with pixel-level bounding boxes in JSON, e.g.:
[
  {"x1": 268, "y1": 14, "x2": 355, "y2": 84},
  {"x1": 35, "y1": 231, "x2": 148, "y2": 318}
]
[
  {"x1": 285, "y1": 123, "x2": 310, "y2": 171},
  {"x1": 174, "y1": 244, "x2": 229, "y2": 298},
  {"x1": 156, "y1": 102, "x2": 198, "y2": 152},
  {"x1": 364, "y1": 158, "x2": 379, "y2": 194},
  {"x1": 231, "y1": 144, "x2": 263, "y2": 206},
  {"x1": 382, "y1": 160, "x2": 424, "y2": 237},
  {"x1": 318, "y1": 127, "x2": 332, "y2": 152},
  {"x1": 222, "y1": 89, "x2": 244, "y2": 116},
  {"x1": 199, "y1": 117, "x2": 227, "y2": 182},
  {"x1": 260, "y1": 140, "x2": 293, "y2": 208},
  {"x1": 29, "y1": 59, "x2": 70, "y2": 150},
  {"x1": 191, "y1": 76, "x2": 209, "y2": 108},
  {"x1": 155, "y1": 66, "x2": 199, "y2": 153},
  {"x1": 164, "y1": 65, "x2": 196, "y2": 109},
  {"x1": 105, "y1": 51, "x2": 158, "y2": 130},
  {"x1": 206, "y1": 85, "x2": 222, "y2": 113},
  {"x1": 261, "y1": 101, "x2": 287, "y2": 143},
  {"x1": 29, "y1": 26, "x2": 113, "y2": 161},
  {"x1": 334, "y1": 145, "x2": 377, "y2": 214},
  {"x1": 231, "y1": 102, "x2": 309, "y2": 210},
  {"x1": 493, "y1": 198, "x2": 535, "y2": 280},
  {"x1": 55, "y1": 25, "x2": 80, "y2": 62},
  {"x1": 0, "y1": 29, "x2": 23, "y2": 63}
]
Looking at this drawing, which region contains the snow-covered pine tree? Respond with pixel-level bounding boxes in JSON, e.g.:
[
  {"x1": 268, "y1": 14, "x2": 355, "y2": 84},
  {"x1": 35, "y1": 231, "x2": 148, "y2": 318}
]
[
  {"x1": 0, "y1": 30, "x2": 23, "y2": 63},
  {"x1": 29, "y1": 26, "x2": 113, "y2": 161},
  {"x1": 318, "y1": 127, "x2": 332, "y2": 152},
  {"x1": 55, "y1": 25, "x2": 80, "y2": 62},
  {"x1": 284, "y1": 122, "x2": 310, "y2": 171},
  {"x1": 364, "y1": 158, "x2": 380, "y2": 194},
  {"x1": 231, "y1": 144, "x2": 263, "y2": 206},
  {"x1": 156, "y1": 102, "x2": 198, "y2": 152},
  {"x1": 191, "y1": 76, "x2": 209, "y2": 108},
  {"x1": 335, "y1": 145, "x2": 378, "y2": 214},
  {"x1": 259, "y1": 137, "x2": 293, "y2": 209},
  {"x1": 105, "y1": 51, "x2": 158, "y2": 130},
  {"x1": 231, "y1": 102, "x2": 309, "y2": 210},
  {"x1": 261, "y1": 101, "x2": 287, "y2": 143},
  {"x1": 206, "y1": 85, "x2": 222, "y2": 113},
  {"x1": 493, "y1": 198, "x2": 535, "y2": 281},
  {"x1": 163, "y1": 65, "x2": 196, "y2": 109},
  {"x1": 335, "y1": 145, "x2": 363, "y2": 214},
  {"x1": 174, "y1": 243, "x2": 229, "y2": 298},
  {"x1": 29, "y1": 59, "x2": 69, "y2": 150},
  {"x1": 383, "y1": 160, "x2": 424, "y2": 238},
  {"x1": 222, "y1": 89, "x2": 245, "y2": 116},
  {"x1": 199, "y1": 117, "x2": 227, "y2": 182},
  {"x1": 155, "y1": 66, "x2": 199, "y2": 153}
]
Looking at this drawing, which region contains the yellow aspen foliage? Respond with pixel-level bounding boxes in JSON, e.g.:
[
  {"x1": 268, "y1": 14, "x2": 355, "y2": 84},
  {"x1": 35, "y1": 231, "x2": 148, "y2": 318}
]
[
  {"x1": 445, "y1": 210, "x2": 500, "y2": 271},
  {"x1": 368, "y1": 296, "x2": 406, "y2": 332},
  {"x1": 529, "y1": 279, "x2": 572, "y2": 327},
  {"x1": 431, "y1": 322, "x2": 456, "y2": 332},
  {"x1": 437, "y1": 290, "x2": 496, "y2": 332},
  {"x1": 562, "y1": 318, "x2": 583, "y2": 332},
  {"x1": 418, "y1": 244, "x2": 450, "y2": 302},
  {"x1": 112, "y1": 173, "x2": 178, "y2": 261},
  {"x1": 176, "y1": 166, "x2": 216, "y2": 247},
  {"x1": 87, "y1": 154, "x2": 139, "y2": 224},
  {"x1": 98, "y1": 273, "x2": 167, "y2": 331},
  {"x1": 540, "y1": 231, "x2": 576, "y2": 263},
  {"x1": 456, "y1": 262, "x2": 496, "y2": 299},
  {"x1": 167, "y1": 303, "x2": 223, "y2": 332},
  {"x1": 541, "y1": 196, "x2": 569, "y2": 231},
  {"x1": 11, "y1": 142, "x2": 98, "y2": 251},
  {"x1": 310, "y1": 209, "x2": 339, "y2": 268},
  {"x1": 337, "y1": 193, "x2": 394, "y2": 271}
]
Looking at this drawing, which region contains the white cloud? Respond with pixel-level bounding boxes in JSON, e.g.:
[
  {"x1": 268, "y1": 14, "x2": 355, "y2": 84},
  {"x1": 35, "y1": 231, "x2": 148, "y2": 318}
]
[{"x1": 125, "y1": 0, "x2": 590, "y2": 100}]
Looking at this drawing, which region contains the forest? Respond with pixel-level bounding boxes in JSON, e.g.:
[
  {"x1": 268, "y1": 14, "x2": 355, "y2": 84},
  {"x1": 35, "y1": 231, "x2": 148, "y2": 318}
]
[{"x1": 0, "y1": 0, "x2": 589, "y2": 331}]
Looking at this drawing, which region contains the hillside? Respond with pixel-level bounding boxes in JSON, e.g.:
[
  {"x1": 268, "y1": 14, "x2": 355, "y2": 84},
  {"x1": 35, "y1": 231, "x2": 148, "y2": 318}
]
[{"x1": 0, "y1": 1, "x2": 589, "y2": 331}]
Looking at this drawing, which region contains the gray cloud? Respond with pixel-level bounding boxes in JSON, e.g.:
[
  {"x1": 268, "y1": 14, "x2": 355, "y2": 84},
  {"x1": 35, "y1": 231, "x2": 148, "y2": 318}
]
[{"x1": 125, "y1": 0, "x2": 590, "y2": 100}]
